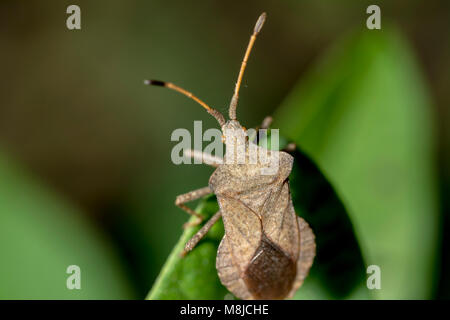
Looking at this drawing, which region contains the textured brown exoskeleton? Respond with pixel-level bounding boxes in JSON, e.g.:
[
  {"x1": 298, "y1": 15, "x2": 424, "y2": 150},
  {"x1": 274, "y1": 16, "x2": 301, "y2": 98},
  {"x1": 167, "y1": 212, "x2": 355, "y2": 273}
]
[{"x1": 145, "y1": 13, "x2": 316, "y2": 300}]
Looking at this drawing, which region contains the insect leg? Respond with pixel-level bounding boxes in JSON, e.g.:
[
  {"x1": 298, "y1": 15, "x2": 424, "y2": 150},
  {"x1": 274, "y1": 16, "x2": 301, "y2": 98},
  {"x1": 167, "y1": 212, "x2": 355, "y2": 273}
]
[
  {"x1": 259, "y1": 116, "x2": 273, "y2": 129},
  {"x1": 175, "y1": 186, "x2": 213, "y2": 228},
  {"x1": 183, "y1": 149, "x2": 223, "y2": 168},
  {"x1": 181, "y1": 210, "x2": 222, "y2": 257},
  {"x1": 282, "y1": 143, "x2": 297, "y2": 153},
  {"x1": 251, "y1": 116, "x2": 273, "y2": 144}
]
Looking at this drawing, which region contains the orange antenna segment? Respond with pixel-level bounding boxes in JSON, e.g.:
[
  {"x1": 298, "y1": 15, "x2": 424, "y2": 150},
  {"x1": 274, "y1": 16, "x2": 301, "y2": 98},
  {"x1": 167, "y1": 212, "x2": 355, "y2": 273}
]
[
  {"x1": 145, "y1": 79, "x2": 226, "y2": 127},
  {"x1": 228, "y1": 12, "x2": 266, "y2": 120}
]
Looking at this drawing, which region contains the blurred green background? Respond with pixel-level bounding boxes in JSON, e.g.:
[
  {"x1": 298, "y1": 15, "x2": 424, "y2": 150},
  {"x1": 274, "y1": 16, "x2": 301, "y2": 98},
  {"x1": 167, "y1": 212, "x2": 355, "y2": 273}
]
[{"x1": 0, "y1": 0, "x2": 449, "y2": 299}]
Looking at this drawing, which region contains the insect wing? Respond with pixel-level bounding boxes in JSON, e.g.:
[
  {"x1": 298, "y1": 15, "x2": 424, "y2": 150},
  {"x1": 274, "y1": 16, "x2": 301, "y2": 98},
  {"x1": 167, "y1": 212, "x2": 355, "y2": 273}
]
[
  {"x1": 217, "y1": 196, "x2": 262, "y2": 270},
  {"x1": 260, "y1": 180, "x2": 300, "y2": 260}
]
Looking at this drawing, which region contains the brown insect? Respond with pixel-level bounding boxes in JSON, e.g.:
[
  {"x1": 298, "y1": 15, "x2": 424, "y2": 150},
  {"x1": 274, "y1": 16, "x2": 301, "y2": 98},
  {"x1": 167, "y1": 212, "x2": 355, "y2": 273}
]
[{"x1": 145, "y1": 12, "x2": 315, "y2": 300}]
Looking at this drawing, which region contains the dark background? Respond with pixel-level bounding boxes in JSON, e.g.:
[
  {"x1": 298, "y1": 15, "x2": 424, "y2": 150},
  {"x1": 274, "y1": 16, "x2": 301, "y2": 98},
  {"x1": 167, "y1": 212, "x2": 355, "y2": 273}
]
[{"x1": 0, "y1": 0, "x2": 448, "y2": 299}]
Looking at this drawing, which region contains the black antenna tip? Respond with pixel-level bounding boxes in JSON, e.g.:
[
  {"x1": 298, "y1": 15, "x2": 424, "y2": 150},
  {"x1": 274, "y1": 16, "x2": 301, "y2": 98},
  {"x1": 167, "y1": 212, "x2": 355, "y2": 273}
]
[{"x1": 144, "y1": 79, "x2": 166, "y2": 86}]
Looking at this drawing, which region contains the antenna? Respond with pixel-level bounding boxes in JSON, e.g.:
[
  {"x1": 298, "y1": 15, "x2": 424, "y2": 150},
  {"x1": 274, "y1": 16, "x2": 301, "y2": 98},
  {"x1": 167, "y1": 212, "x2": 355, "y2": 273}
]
[
  {"x1": 145, "y1": 80, "x2": 226, "y2": 127},
  {"x1": 228, "y1": 12, "x2": 266, "y2": 120}
]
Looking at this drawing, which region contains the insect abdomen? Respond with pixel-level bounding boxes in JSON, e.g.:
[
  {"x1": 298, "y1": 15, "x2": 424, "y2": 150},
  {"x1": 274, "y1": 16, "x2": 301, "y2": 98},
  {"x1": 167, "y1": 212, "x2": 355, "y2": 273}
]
[{"x1": 242, "y1": 233, "x2": 297, "y2": 300}]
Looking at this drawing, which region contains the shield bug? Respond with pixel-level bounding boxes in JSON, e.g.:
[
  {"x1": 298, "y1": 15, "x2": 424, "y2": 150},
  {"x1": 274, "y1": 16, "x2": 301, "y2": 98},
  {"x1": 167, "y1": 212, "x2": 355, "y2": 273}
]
[{"x1": 145, "y1": 12, "x2": 316, "y2": 300}]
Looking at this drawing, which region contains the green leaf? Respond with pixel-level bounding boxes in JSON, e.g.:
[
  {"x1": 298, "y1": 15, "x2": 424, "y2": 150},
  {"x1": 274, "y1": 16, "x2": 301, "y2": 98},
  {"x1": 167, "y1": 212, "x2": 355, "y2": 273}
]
[
  {"x1": 147, "y1": 195, "x2": 228, "y2": 299},
  {"x1": 148, "y1": 144, "x2": 367, "y2": 299},
  {"x1": 148, "y1": 26, "x2": 436, "y2": 301},
  {"x1": 0, "y1": 151, "x2": 135, "y2": 299},
  {"x1": 259, "y1": 131, "x2": 370, "y2": 299},
  {"x1": 290, "y1": 149, "x2": 369, "y2": 299},
  {"x1": 274, "y1": 27, "x2": 439, "y2": 299}
]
